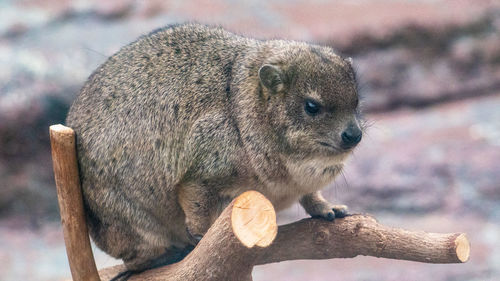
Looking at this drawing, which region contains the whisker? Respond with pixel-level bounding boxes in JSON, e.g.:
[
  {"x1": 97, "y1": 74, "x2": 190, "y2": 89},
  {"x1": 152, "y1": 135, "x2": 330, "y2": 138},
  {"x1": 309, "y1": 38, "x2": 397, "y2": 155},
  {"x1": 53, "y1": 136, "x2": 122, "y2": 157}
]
[{"x1": 339, "y1": 167, "x2": 349, "y2": 192}]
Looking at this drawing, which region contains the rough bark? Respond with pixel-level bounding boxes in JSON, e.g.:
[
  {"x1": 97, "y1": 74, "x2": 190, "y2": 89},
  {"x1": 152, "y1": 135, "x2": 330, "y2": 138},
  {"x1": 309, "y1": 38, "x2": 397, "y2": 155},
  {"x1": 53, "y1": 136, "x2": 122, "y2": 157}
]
[{"x1": 255, "y1": 215, "x2": 469, "y2": 265}]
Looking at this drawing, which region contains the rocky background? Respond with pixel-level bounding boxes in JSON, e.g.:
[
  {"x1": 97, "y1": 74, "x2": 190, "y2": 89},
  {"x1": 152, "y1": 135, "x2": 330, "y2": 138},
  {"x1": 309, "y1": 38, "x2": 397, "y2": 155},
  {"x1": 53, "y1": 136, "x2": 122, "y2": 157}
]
[{"x1": 1, "y1": 0, "x2": 500, "y2": 280}]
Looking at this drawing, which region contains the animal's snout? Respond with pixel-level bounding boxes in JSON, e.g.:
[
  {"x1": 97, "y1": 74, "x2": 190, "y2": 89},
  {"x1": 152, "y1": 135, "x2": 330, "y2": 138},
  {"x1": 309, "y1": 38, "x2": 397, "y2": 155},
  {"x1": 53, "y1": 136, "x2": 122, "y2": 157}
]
[{"x1": 341, "y1": 125, "x2": 362, "y2": 149}]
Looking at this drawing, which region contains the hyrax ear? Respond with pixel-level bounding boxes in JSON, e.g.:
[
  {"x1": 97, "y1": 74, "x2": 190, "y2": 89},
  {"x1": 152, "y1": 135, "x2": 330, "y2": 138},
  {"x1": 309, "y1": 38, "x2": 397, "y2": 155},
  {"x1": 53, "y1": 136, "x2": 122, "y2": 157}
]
[{"x1": 258, "y1": 64, "x2": 284, "y2": 93}]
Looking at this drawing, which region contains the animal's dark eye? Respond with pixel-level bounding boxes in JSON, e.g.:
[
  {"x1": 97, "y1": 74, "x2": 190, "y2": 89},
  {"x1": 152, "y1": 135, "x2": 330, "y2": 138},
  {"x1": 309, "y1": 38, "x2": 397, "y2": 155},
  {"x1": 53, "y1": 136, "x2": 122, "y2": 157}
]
[{"x1": 304, "y1": 99, "x2": 321, "y2": 116}]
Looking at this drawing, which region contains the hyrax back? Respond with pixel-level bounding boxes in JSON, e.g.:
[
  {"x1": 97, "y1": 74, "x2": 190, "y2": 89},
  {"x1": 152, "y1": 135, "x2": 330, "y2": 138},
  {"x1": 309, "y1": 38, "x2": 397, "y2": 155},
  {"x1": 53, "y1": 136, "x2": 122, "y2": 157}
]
[{"x1": 66, "y1": 23, "x2": 362, "y2": 271}]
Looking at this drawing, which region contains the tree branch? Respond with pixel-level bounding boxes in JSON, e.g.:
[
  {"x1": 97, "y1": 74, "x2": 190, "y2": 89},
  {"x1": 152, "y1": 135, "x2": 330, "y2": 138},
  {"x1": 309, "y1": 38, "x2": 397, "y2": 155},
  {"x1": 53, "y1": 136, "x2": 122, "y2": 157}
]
[
  {"x1": 98, "y1": 203, "x2": 469, "y2": 281},
  {"x1": 255, "y1": 215, "x2": 469, "y2": 265}
]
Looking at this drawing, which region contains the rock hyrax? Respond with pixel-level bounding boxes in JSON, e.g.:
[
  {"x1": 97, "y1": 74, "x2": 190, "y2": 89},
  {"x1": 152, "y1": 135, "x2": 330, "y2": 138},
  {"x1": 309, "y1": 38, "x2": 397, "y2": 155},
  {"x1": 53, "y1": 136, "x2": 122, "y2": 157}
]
[{"x1": 66, "y1": 23, "x2": 363, "y2": 273}]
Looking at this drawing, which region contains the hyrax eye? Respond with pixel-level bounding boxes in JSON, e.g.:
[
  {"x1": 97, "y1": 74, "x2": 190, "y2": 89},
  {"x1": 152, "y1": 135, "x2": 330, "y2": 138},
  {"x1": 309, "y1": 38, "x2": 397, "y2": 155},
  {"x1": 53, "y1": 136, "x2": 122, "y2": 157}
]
[{"x1": 304, "y1": 99, "x2": 321, "y2": 116}]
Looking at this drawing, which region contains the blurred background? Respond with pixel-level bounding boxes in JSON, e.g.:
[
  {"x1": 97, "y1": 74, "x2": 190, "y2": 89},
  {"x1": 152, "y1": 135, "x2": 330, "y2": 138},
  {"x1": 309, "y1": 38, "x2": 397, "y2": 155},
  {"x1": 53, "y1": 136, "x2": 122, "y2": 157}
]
[{"x1": 1, "y1": 0, "x2": 500, "y2": 280}]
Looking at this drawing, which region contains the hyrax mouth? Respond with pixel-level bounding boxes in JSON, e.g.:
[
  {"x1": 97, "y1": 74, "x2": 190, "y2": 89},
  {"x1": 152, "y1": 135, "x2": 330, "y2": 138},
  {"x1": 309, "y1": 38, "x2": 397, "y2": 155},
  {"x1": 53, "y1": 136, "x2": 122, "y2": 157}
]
[
  {"x1": 317, "y1": 141, "x2": 349, "y2": 153},
  {"x1": 318, "y1": 141, "x2": 339, "y2": 150},
  {"x1": 318, "y1": 140, "x2": 357, "y2": 156}
]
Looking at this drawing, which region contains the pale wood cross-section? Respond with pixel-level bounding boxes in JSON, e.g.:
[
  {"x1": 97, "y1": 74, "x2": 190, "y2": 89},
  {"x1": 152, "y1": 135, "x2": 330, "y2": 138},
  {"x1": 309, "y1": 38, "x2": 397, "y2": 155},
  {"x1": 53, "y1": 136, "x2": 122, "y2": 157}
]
[{"x1": 49, "y1": 124, "x2": 470, "y2": 281}]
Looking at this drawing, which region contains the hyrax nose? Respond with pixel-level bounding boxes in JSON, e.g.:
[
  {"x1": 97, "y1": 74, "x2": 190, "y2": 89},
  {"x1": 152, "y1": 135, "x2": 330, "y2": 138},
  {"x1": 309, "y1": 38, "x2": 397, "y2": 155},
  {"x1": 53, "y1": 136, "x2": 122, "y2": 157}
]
[{"x1": 341, "y1": 126, "x2": 362, "y2": 148}]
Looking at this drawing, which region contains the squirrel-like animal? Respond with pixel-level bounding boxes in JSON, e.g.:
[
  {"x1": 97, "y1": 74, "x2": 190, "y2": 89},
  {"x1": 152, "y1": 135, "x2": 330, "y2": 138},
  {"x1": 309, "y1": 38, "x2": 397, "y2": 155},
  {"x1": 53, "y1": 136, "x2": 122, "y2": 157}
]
[{"x1": 66, "y1": 23, "x2": 362, "y2": 277}]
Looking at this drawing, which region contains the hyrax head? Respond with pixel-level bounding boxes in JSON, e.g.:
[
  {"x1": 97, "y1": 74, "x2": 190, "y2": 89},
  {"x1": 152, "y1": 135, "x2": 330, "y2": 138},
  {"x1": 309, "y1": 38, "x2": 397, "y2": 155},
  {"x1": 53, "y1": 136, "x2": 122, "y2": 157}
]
[{"x1": 258, "y1": 44, "x2": 362, "y2": 160}]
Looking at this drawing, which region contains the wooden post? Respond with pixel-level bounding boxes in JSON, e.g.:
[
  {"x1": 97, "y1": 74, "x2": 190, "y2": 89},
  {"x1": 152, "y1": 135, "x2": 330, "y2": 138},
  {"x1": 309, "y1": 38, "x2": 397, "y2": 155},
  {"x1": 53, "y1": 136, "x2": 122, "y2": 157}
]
[{"x1": 50, "y1": 124, "x2": 100, "y2": 281}]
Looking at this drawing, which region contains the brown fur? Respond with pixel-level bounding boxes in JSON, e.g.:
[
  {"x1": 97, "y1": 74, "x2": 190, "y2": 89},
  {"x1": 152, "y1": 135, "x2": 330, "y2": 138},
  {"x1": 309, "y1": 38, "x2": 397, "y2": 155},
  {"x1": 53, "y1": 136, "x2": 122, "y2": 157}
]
[{"x1": 66, "y1": 23, "x2": 362, "y2": 271}]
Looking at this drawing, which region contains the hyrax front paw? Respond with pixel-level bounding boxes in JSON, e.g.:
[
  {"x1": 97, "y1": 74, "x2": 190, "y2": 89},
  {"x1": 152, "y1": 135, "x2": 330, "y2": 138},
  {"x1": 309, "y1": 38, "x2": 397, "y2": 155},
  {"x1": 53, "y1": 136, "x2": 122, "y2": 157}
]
[
  {"x1": 185, "y1": 226, "x2": 203, "y2": 245},
  {"x1": 184, "y1": 216, "x2": 210, "y2": 245},
  {"x1": 309, "y1": 204, "x2": 348, "y2": 221},
  {"x1": 300, "y1": 192, "x2": 349, "y2": 221}
]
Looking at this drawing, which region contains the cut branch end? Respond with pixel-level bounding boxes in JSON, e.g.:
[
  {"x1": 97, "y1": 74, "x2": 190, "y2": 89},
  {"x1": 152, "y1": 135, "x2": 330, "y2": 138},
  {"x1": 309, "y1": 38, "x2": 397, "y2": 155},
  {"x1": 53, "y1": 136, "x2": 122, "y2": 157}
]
[
  {"x1": 232, "y1": 190, "x2": 277, "y2": 248},
  {"x1": 455, "y1": 233, "x2": 470, "y2": 262}
]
